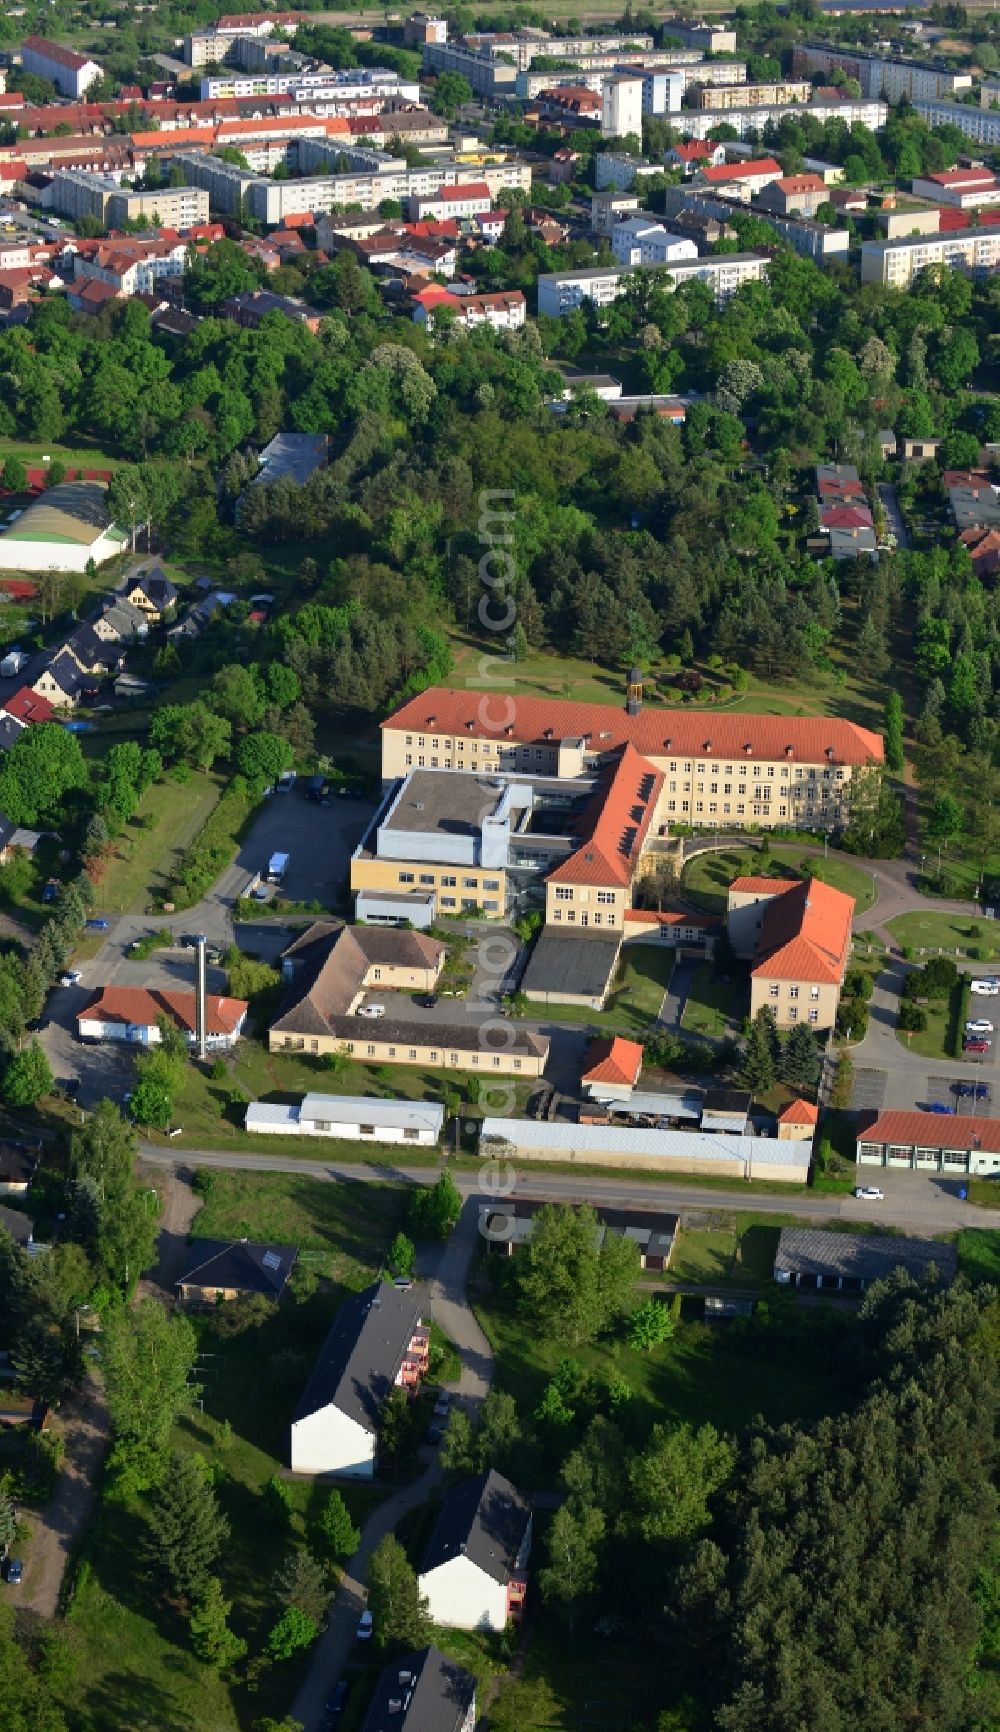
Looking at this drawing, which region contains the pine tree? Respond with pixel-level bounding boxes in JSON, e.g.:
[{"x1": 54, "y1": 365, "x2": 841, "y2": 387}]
[
  {"x1": 741, "y1": 1007, "x2": 778, "y2": 1093},
  {"x1": 366, "y1": 1535, "x2": 431, "y2": 1651},
  {"x1": 780, "y1": 1022, "x2": 821, "y2": 1090},
  {"x1": 188, "y1": 1576, "x2": 247, "y2": 1668},
  {"x1": 318, "y1": 1490, "x2": 359, "y2": 1561},
  {"x1": 272, "y1": 1549, "x2": 330, "y2": 1627},
  {"x1": 145, "y1": 1451, "x2": 229, "y2": 1602}
]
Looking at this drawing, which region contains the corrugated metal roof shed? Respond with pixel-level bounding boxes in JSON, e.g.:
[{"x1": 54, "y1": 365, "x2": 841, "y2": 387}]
[{"x1": 482, "y1": 1117, "x2": 810, "y2": 1170}]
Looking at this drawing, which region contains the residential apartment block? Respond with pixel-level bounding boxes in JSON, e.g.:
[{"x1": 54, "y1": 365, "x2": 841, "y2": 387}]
[
  {"x1": 913, "y1": 98, "x2": 1000, "y2": 147},
  {"x1": 690, "y1": 79, "x2": 812, "y2": 110},
  {"x1": 536, "y1": 251, "x2": 770, "y2": 315},
  {"x1": 50, "y1": 170, "x2": 210, "y2": 229},
  {"x1": 659, "y1": 184, "x2": 850, "y2": 263},
  {"x1": 791, "y1": 42, "x2": 971, "y2": 102},
  {"x1": 291, "y1": 1281, "x2": 430, "y2": 1476},
  {"x1": 611, "y1": 218, "x2": 698, "y2": 267},
  {"x1": 861, "y1": 227, "x2": 1000, "y2": 287},
  {"x1": 602, "y1": 73, "x2": 644, "y2": 139},
  {"x1": 677, "y1": 96, "x2": 887, "y2": 140}
]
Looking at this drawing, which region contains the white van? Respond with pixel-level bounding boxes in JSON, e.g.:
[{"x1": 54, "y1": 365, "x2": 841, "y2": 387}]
[
  {"x1": 356, "y1": 1004, "x2": 386, "y2": 1019},
  {"x1": 970, "y1": 980, "x2": 1000, "y2": 997}
]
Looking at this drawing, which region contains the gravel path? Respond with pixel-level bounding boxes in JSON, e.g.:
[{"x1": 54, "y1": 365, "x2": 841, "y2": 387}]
[{"x1": 18, "y1": 1373, "x2": 108, "y2": 1619}]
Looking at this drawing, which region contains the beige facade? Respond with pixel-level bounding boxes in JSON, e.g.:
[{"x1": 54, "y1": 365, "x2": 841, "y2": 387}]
[
  {"x1": 269, "y1": 1026, "x2": 546, "y2": 1076},
  {"x1": 107, "y1": 185, "x2": 210, "y2": 228},
  {"x1": 350, "y1": 853, "x2": 508, "y2": 919},
  {"x1": 545, "y1": 878, "x2": 625, "y2": 931},
  {"x1": 727, "y1": 880, "x2": 788, "y2": 959},
  {"x1": 750, "y1": 972, "x2": 841, "y2": 1031},
  {"x1": 691, "y1": 80, "x2": 812, "y2": 110},
  {"x1": 381, "y1": 725, "x2": 861, "y2": 833}
]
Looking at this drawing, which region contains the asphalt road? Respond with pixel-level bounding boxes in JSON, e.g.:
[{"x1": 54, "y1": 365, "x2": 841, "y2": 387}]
[{"x1": 140, "y1": 1146, "x2": 999, "y2": 1233}]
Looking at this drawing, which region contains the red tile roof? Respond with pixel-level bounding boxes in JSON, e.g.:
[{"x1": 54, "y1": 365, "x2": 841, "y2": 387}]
[
  {"x1": 821, "y1": 505, "x2": 873, "y2": 530},
  {"x1": 3, "y1": 687, "x2": 55, "y2": 724},
  {"x1": 547, "y1": 743, "x2": 663, "y2": 888},
  {"x1": 751, "y1": 878, "x2": 854, "y2": 985},
  {"x1": 582, "y1": 1035, "x2": 644, "y2": 1088},
  {"x1": 78, "y1": 986, "x2": 248, "y2": 1036},
  {"x1": 23, "y1": 34, "x2": 96, "y2": 73},
  {"x1": 672, "y1": 141, "x2": 713, "y2": 161},
  {"x1": 384, "y1": 689, "x2": 884, "y2": 768},
  {"x1": 779, "y1": 1099, "x2": 819, "y2": 1125},
  {"x1": 775, "y1": 173, "x2": 826, "y2": 193},
  {"x1": 818, "y1": 476, "x2": 866, "y2": 499},
  {"x1": 701, "y1": 156, "x2": 781, "y2": 183},
  {"x1": 730, "y1": 876, "x2": 798, "y2": 896},
  {"x1": 624, "y1": 909, "x2": 719, "y2": 927},
  {"x1": 860, "y1": 1110, "x2": 1000, "y2": 1155},
  {"x1": 436, "y1": 182, "x2": 490, "y2": 201}
]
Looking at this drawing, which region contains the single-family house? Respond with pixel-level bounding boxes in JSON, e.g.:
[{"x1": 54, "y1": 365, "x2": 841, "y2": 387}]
[
  {"x1": 290, "y1": 1281, "x2": 430, "y2": 1476},
  {"x1": 580, "y1": 1035, "x2": 644, "y2": 1100},
  {"x1": 176, "y1": 1238, "x2": 297, "y2": 1303},
  {"x1": 93, "y1": 598, "x2": 150, "y2": 644},
  {"x1": 418, "y1": 1470, "x2": 532, "y2": 1631},
  {"x1": 124, "y1": 568, "x2": 179, "y2": 621},
  {"x1": 2, "y1": 688, "x2": 56, "y2": 726},
  {"x1": 64, "y1": 623, "x2": 123, "y2": 676},
  {"x1": 359, "y1": 1648, "x2": 476, "y2": 1732},
  {"x1": 31, "y1": 650, "x2": 88, "y2": 708},
  {"x1": 77, "y1": 986, "x2": 248, "y2": 1049},
  {"x1": 666, "y1": 140, "x2": 726, "y2": 175}
]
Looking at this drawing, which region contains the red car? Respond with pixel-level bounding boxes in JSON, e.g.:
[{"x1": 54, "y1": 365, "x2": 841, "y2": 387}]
[{"x1": 964, "y1": 1038, "x2": 991, "y2": 1054}]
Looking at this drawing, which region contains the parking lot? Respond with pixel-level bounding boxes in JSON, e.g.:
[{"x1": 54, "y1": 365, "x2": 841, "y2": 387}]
[{"x1": 233, "y1": 788, "x2": 375, "y2": 908}]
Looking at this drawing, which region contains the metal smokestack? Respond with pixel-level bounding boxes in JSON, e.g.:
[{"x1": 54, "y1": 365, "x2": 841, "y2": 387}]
[{"x1": 195, "y1": 934, "x2": 207, "y2": 1061}]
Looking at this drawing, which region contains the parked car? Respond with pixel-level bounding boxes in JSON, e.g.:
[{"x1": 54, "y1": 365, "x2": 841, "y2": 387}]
[
  {"x1": 356, "y1": 1609, "x2": 373, "y2": 1642},
  {"x1": 276, "y1": 770, "x2": 296, "y2": 793},
  {"x1": 58, "y1": 970, "x2": 83, "y2": 987},
  {"x1": 393, "y1": 1276, "x2": 413, "y2": 1292},
  {"x1": 426, "y1": 1423, "x2": 443, "y2": 1445},
  {"x1": 966, "y1": 1019, "x2": 995, "y2": 1035},
  {"x1": 927, "y1": 1102, "x2": 953, "y2": 1114},
  {"x1": 964, "y1": 1038, "x2": 991, "y2": 1054},
  {"x1": 58, "y1": 1078, "x2": 81, "y2": 1098},
  {"x1": 324, "y1": 1680, "x2": 348, "y2": 1723},
  {"x1": 956, "y1": 1082, "x2": 990, "y2": 1099},
  {"x1": 356, "y1": 1004, "x2": 385, "y2": 1019},
  {"x1": 2, "y1": 1557, "x2": 23, "y2": 1585},
  {"x1": 853, "y1": 1186, "x2": 884, "y2": 1200},
  {"x1": 415, "y1": 994, "x2": 439, "y2": 1009},
  {"x1": 85, "y1": 917, "x2": 109, "y2": 930},
  {"x1": 970, "y1": 979, "x2": 1000, "y2": 997},
  {"x1": 433, "y1": 1394, "x2": 451, "y2": 1418}
]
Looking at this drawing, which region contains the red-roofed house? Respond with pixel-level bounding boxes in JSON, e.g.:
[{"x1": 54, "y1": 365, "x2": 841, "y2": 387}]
[
  {"x1": 409, "y1": 182, "x2": 492, "y2": 222},
  {"x1": 411, "y1": 286, "x2": 525, "y2": 332},
  {"x1": 778, "y1": 1099, "x2": 819, "y2": 1140},
  {"x1": 757, "y1": 172, "x2": 828, "y2": 218},
  {"x1": 961, "y1": 526, "x2": 1000, "y2": 580},
  {"x1": 78, "y1": 986, "x2": 248, "y2": 1049},
  {"x1": 581, "y1": 1035, "x2": 644, "y2": 1099},
  {"x1": 544, "y1": 744, "x2": 664, "y2": 930},
  {"x1": 695, "y1": 157, "x2": 783, "y2": 202},
  {"x1": 666, "y1": 140, "x2": 725, "y2": 175},
  {"x1": 728, "y1": 876, "x2": 854, "y2": 1031},
  {"x1": 2, "y1": 688, "x2": 56, "y2": 725}
]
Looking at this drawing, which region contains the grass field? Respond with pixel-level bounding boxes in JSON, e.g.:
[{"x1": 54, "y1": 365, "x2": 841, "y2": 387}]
[
  {"x1": 682, "y1": 846, "x2": 875, "y2": 917},
  {"x1": 86, "y1": 769, "x2": 222, "y2": 916},
  {"x1": 0, "y1": 441, "x2": 126, "y2": 472},
  {"x1": 680, "y1": 960, "x2": 740, "y2": 1037},
  {"x1": 61, "y1": 1177, "x2": 405, "y2": 1731},
  {"x1": 888, "y1": 911, "x2": 999, "y2": 955},
  {"x1": 523, "y1": 942, "x2": 673, "y2": 1032},
  {"x1": 668, "y1": 1218, "x2": 787, "y2": 1288},
  {"x1": 957, "y1": 1228, "x2": 1000, "y2": 1282},
  {"x1": 895, "y1": 982, "x2": 961, "y2": 1062}
]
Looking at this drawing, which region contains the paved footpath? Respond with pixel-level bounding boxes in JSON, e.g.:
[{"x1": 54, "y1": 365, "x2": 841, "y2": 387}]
[{"x1": 289, "y1": 1199, "x2": 494, "y2": 1732}]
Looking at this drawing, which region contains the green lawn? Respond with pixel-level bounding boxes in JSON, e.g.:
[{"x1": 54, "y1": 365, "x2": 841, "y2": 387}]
[
  {"x1": 680, "y1": 960, "x2": 742, "y2": 1037},
  {"x1": 668, "y1": 1218, "x2": 789, "y2": 1288},
  {"x1": 888, "y1": 911, "x2": 998, "y2": 956},
  {"x1": 470, "y1": 1256, "x2": 835, "y2": 1443},
  {"x1": 957, "y1": 1228, "x2": 1000, "y2": 1282},
  {"x1": 61, "y1": 1178, "x2": 403, "y2": 1731},
  {"x1": 682, "y1": 846, "x2": 874, "y2": 918},
  {"x1": 0, "y1": 440, "x2": 126, "y2": 471},
  {"x1": 895, "y1": 983, "x2": 960, "y2": 1062},
  {"x1": 86, "y1": 769, "x2": 222, "y2": 916},
  {"x1": 523, "y1": 942, "x2": 673, "y2": 1031}
]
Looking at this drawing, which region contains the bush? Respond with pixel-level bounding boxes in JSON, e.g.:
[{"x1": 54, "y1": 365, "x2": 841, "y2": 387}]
[
  {"x1": 191, "y1": 1169, "x2": 215, "y2": 1198},
  {"x1": 897, "y1": 1002, "x2": 927, "y2": 1033}
]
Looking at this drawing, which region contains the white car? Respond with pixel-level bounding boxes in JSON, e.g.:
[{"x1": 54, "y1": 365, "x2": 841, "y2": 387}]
[
  {"x1": 356, "y1": 1004, "x2": 385, "y2": 1019},
  {"x1": 58, "y1": 970, "x2": 83, "y2": 987},
  {"x1": 853, "y1": 1186, "x2": 884, "y2": 1201},
  {"x1": 970, "y1": 980, "x2": 1000, "y2": 997},
  {"x1": 966, "y1": 1019, "x2": 995, "y2": 1035},
  {"x1": 356, "y1": 1609, "x2": 373, "y2": 1642}
]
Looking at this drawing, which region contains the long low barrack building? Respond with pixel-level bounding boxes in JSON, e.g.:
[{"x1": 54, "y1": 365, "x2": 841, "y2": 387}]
[{"x1": 479, "y1": 1117, "x2": 811, "y2": 1183}]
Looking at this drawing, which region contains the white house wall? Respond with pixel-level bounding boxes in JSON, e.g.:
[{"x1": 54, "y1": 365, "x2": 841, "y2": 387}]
[
  {"x1": 418, "y1": 1554, "x2": 508, "y2": 1631},
  {"x1": 290, "y1": 1405, "x2": 374, "y2": 1476},
  {"x1": 0, "y1": 530, "x2": 121, "y2": 573}
]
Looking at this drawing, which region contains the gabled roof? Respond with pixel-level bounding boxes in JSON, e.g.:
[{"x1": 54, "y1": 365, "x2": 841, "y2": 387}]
[
  {"x1": 293, "y1": 1280, "x2": 422, "y2": 1432},
  {"x1": 0, "y1": 1144, "x2": 37, "y2": 1185},
  {"x1": 78, "y1": 986, "x2": 248, "y2": 1036},
  {"x1": 177, "y1": 1238, "x2": 297, "y2": 1296},
  {"x1": 582, "y1": 1035, "x2": 644, "y2": 1088},
  {"x1": 130, "y1": 566, "x2": 179, "y2": 606},
  {"x1": 360, "y1": 1646, "x2": 476, "y2": 1732},
  {"x1": 22, "y1": 35, "x2": 97, "y2": 73},
  {"x1": 274, "y1": 920, "x2": 445, "y2": 1036},
  {"x1": 700, "y1": 156, "x2": 782, "y2": 182},
  {"x1": 421, "y1": 1470, "x2": 531, "y2": 1586},
  {"x1": 774, "y1": 173, "x2": 826, "y2": 193},
  {"x1": 859, "y1": 1110, "x2": 1000, "y2": 1155},
  {"x1": 546, "y1": 744, "x2": 663, "y2": 888},
  {"x1": 821, "y1": 505, "x2": 873, "y2": 530},
  {"x1": 41, "y1": 652, "x2": 88, "y2": 695},
  {"x1": 729, "y1": 875, "x2": 795, "y2": 896},
  {"x1": 775, "y1": 1226, "x2": 956, "y2": 1284},
  {"x1": 751, "y1": 877, "x2": 854, "y2": 985},
  {"x1": 671, "y1": 141, "x2": 714, "y2": 161},
  {"x1": 383, "y1": 688, "x2": 884, "y2": 768},
  {"x1": 3, "y1": 688, "x2": 55, "y2": 724}
]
